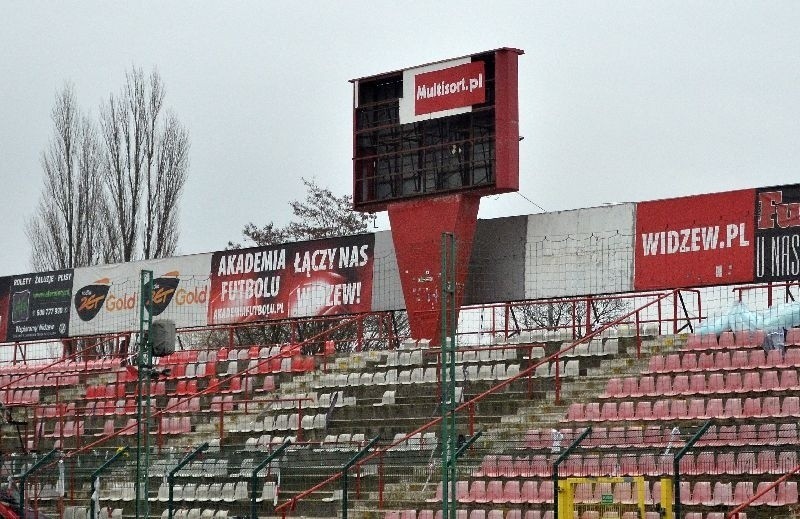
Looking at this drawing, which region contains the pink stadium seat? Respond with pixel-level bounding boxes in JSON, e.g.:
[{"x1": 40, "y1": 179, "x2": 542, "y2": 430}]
[
  {"x1": 716, "y1": 452, "x2": 735, "y2": 475},
  {"x1": 787, "y1": 328, "x2": 800, "y2": 345},
  {"x1": 651, "y1": 400, "x2": 669, "y2": 421},
  {"x1": 520, "y1": 481, "x2": 536, "y2": 504},
  {"x1": 485, "y1": 480, "x2": 503, "y2": 504},
  {"x1": 584, "y1": 402, "x2": 601, "y2": 421},
  {"x1": 784, "y1": 348, "x2": 800, "y2": 367},
  {"x1": 761, "y1": 370, "x2": 780, "y2": 391},
  {"x1": 505, "y1": 511, "x2": 520, "y2": 519},
  {"x1": 743, "y1": 397, "x2": 762, "y2": 418},
  {"x1": 681, "y1": 353, "x2": 698, "y2": 371},
  {"x1": 697, "y1": 352, "x2": 714, "y2": 371},
  {"x1": 670, "y1": 399, "x2": 688, "y2": 419},
  {"x1": 695, "y1": 452, "x2": 714, "y2": 475},
  {"x1": 617, "y1": 400, "x2": 636, "y2": 420},
  {"x1": 512, "y1": 456, "x2": 530, "y2": 478},
  {"x1": 778, "y1": 423, "x2": 798, "y2": 444},
  {"x1": 728, "y1": 350, "x2": 748, "y2": 370},
  {"x1": 758, "y1": 449, "x2": 778, "y2": 474},
  {"x1": 753, "y1": 481, "x2": 777, "y2": 506},
  {"x1": 600, "y1": 402, "x2": 617, "y2": 421},
  {"x1": 475, "y1": 455, "x2": 497, "y2": 478},
  {"x1": 679, "y1": 481, "x2": 691, "y2": 504},
  {"x1": 749, "y1": 349, "x2": 767, "y2": 368},
  {"x1": 757, "y1": 424, "x2": 777, "y2": 445},
  {"x1": 636, "y1": 376, "x2": 655, "y2": 397},
  {"x1": 469, "y1": 510, "x2": 485, "y2": 519},
  {"x1": 496, "y1": 455, "x2": 513, "y2": 478},
  {"x1": 503, "y1": 480, "x2": 522, "y2": 504},
  {"x1": 635, "y1": 401, "x2": 652, "y2": 421},
  {"x1": 735, "y1": 330, "x2": 758, "y2": 348},
  {"x1": 600, "y1": 452, "x2": 618, "y2": 474},
  {"x1": 782, "y1": 395, "x2": 800, "y2": 417},
  {"x1": 613, "y1": 453, "x2": 633, "y2": 475},
  {"x1": 643, "y1": 426, "x2": 662, "y2": 447},
  {"x1": 638, "y1": 453, "x2": 657, "y2": 476},
  {"x1": 713, "y1": 351, "x2": 731, "y2": 370},
  {"x1": 537, "y1": 481, "x2": 554, "y2": 502},
  {"x1": 679, "y1": 454, "x2": 697, "y2": 475},
  {"x1": 703, "y1": 398, "x2": 723, "y2": 420},
  {"x1": 685, "y1": 334, "x2": 703, "y2": 350},
  {"x1": 648, "y1": 355, "x2": 665, "y2": 373},
  {"x1": 777, "y1": 481, "x2": 799, "y2": 506},
  {"x1": 724, "y1": 398, "x2": 743, "y2": 419},
  {"x1": 655, "y1": 375, "x2": 672, "y2": 396},
  {"x1": 566, "y1": 403, "x2": 584, "y2": 421},
  {"x1": 766, "y1": 349, "x2": 784, "y2": 367},
  {"x1": 671, "y1": 375, "x2": 690, "y2": 395},
  {"x1": 734, "y1": 452, "x2": 755, "y2": 475},
  {"x1": 581, "y1": 454, "x2": 600, "y2": 477},
  {"x1": 742, "y1": 372, "x2": 760, "y2": 392},
  {"x1": 601, "y1": 378, "x2": 623, "y2": 398},
  {"x1": 687, "y1": 399, "x2": 705, "y2": 419},
  {"x1": 664, "y1": 354, "x2": 681, "y2": 372},
  {"x1": 689, "y1": 374, "x2": 706, "y2": 394},
  {"x1": 586, "y1": 427, "x2": 606, "y2": 448},
  {"x1": 780, "y1": 369, "x2": 798, "y2": 390},
  {"x1": 608, "y1": 426, "x2": 626, "y2": 447},
  {"x1": 625, "y1": 427, "x2": 643, "y2": 446},
  {"x1": 761, "y1": 395, "x2": 780, "y2": 417},
  {"x1": 713, "y1": 481, "x2": 734, "y2": 506},
  {"x1": 693, "y1": 481, "x2": 713, "y2": 506},
  {"x1": 705, "y1": 373, "x2": 728, "y2": 395},
  {"x1": 530, "y1": 455, "x2": 549, "y2": 477},
  {"x1": 737, "y1": 424, "x2": 756, "y2": 446}
]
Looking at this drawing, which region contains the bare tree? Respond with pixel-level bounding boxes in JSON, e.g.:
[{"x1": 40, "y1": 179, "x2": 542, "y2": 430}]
[
  {"x1": 99, "y1": 67, "x2": 189, "y2": 262},
  {"x1": 517, "y1": 297, "x2": 630, "y2": 336},
  {"x1": 26, "y1": 84, "x2": 106, "y2": 270},
  {"x1": 230, "y1": 178, "x2": 373, "y2": 248}
]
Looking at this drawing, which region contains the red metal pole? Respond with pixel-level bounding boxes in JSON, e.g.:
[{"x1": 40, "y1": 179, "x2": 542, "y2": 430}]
[
  {"x1": 635, "y1": 311, "x2": 642, "y2": 359},
  {"x1": 585, "y1": 297, "x2": 591, "y2": 337},
  {"x1": 554, "y1": 353, "x2": 561, "y2": 404}
]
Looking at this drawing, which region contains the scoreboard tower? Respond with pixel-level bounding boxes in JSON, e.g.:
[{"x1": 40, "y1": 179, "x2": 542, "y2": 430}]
[{"x1": 352, "y1": 48, "x2": 523, "y2": 343}]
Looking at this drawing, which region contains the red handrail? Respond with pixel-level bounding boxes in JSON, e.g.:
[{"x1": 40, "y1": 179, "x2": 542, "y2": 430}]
[
  {"x1": 727, "y1": 464, "x2": 800, "y2": 518},
  {"x1": 275, "y1": 289, "x2": 689, "y2": 515}
]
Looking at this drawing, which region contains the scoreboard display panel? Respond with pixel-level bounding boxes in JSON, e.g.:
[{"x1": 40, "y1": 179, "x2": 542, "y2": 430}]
[{"x1": 352, "y1": 48, "x2": 522, "y2": 212}]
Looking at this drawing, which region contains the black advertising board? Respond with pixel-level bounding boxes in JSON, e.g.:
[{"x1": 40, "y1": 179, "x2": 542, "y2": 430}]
[
  {"x1": 755, "y1": 184, "x2": 800, "y2": 282},
  {"x1": 6, "y1": 270, "x2": 73, "y2": 341},
  {"x1": 0, "y1": 277, "x2": 9, "y2": 343}
]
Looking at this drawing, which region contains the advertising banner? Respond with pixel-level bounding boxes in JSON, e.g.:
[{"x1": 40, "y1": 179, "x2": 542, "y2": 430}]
[
  {"x1": 755, "y1": 184, "x2": 800, "y2": 282},
  {"x1": 0, "y1": 277, "x2": 10, "y2": 343},
  {"x1": 70, "y1": 254, "x2": 211, "y2": 336},
  {"x1": 5, "y1": 270, "x2": 73, "y2": 341},
  {"x1": 398, "y1": 57, "x2": 477, "y2": 125},
  {"x1": 208, "y1": 234, "x2": 374, "y2": 325},
  {"x1": 634, "y1": 189, "x2": 756, "y2": 290}
]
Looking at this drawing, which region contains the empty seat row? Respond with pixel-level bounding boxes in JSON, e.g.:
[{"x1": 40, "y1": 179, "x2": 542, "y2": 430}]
[
  {"x1": 562, "y1": 338, "x2": 619, "y2": 358},
  {"x1": 152, "y1": 481, "x2": 250, "y2": 502},
  {"x1": 567, "y1": 395, "x2": 800, "y2": 422},
  {"x1": 601, "y1": 369, "x2": 799, "y2": 399},
  {"x1": 158, "y1": 508, "x2": 229, "y2": 519},
  {"x1": 525, "y1": 423, "x2": 800, "y2": 451},
  {"x1": 647, "y1": 348, "x2": 800, "y2": 374},
  {"x1": 686, "y1": 329, "x2": 800, "y2": 350}
]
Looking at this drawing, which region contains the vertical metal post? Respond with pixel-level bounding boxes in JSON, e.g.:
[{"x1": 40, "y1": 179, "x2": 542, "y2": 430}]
[
  {"x1": 552, "y1": 427, "x2": 591, "y2": 518},
  {"x1": 250, "y1": 440, "x2": 291, "y2": 519},
  {"x1": 18, "y1": 449, "x2": 58, "y2": 514},
  {"x1": 673, "y1": 420, "x2": 712, "y2": 519},
  {"x1": 136, "y1": 270, "x2": 154, "y2": 519},
  {"x1": 168, "y1": 443, "x2": 209, "y2": 519},
  {"x1": 342, "y1": 436, "x2": 380, "y2": 519},
  {"x1": 440, "y1": 232, "x2": 457, "y2": 519},
  {"x1": 89, "y1": 448, "x2": 129, "y2": 519}
]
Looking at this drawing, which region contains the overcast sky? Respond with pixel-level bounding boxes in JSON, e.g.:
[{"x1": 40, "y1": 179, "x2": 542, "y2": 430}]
[{"x1": 1, "y1": 1, "x2": 799, "y2": 277}]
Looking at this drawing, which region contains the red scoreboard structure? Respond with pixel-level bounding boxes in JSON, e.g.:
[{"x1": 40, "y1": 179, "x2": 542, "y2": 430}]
[{"x1": 352, "y1": 48, "x2": 523, "y2": 342}]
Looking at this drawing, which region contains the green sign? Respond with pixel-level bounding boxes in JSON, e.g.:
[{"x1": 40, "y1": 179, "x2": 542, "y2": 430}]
[{"x1": 601, "y1": 494, "x2": 614, "y2": 505}]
